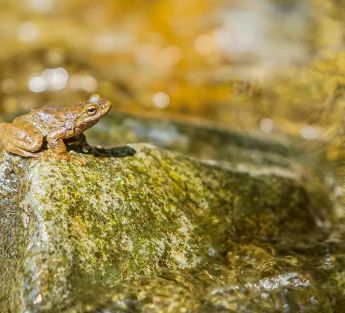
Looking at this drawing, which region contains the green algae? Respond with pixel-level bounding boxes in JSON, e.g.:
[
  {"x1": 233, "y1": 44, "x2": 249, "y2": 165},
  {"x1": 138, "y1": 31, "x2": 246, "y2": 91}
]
[{"x1": 0, "y1": 141, "x2": 337, "y2": 312}]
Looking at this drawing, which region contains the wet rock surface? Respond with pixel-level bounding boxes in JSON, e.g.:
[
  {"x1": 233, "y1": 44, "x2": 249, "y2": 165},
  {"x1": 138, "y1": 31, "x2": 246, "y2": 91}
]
[
  {"x1": 86, "y1": 113, "x2": 299, "y2": 167},
  {"x1": 0, "y1": 137, "x2": 339, "y2": 313}
]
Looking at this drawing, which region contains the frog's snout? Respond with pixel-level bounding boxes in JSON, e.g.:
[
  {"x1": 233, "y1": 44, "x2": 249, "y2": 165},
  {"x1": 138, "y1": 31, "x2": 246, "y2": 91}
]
[
  {"x1": 88, "y1": 94, "x2": 112, "y2": 113},
  {"x1": 102, "y1": 99, "x2": 112, "y2": 112}
]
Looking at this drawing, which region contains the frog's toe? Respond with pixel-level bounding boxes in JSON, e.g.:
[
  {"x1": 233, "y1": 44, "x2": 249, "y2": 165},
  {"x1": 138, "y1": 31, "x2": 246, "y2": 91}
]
[
  {"x1": 6, "y1": 146, "x2": 40, "y2": 158},
  {"x1": 40, "y1": 150, "x2": 87, "y2": 165}
]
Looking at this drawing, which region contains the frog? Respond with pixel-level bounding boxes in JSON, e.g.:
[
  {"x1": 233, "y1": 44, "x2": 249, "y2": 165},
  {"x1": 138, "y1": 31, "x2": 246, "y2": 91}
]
[{"x1": 0, "y1": 94, "x2": 112, "y2": 159}]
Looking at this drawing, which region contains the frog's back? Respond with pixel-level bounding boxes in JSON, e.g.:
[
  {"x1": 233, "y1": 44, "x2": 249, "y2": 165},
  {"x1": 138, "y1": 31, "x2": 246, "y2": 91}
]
[{"x1": 17, "y1": 105, "x2": 66, "y2": 136}]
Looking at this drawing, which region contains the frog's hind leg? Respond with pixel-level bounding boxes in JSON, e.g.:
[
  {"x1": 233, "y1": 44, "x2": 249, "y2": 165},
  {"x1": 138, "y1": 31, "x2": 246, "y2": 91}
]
[
  {"x1": 1, "y1": 124, "x2": 43, "y2": 158},
  {"x1": 3, "y1": 144, "x2": 40, "y2": 158},
  {"x1": 13, "y1": 123, "x2": 43, "y2": 152}
]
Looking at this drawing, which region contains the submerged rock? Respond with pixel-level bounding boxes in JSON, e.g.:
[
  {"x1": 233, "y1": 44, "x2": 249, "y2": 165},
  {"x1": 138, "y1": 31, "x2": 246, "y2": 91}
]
[{"x1": 0, "y1": 141, "x2": 337, "y2": 313}]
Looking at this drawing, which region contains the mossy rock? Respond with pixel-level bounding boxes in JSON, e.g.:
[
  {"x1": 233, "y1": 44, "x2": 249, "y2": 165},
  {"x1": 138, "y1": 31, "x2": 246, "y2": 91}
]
[{"x1": 0, "y1": 143, "x2": 337, "y2": 313}]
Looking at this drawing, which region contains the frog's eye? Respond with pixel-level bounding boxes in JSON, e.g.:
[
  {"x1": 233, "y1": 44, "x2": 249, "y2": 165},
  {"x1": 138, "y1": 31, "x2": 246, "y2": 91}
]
[{"x1": 86, "y1": 105, "x2": 98, "y2": 116}]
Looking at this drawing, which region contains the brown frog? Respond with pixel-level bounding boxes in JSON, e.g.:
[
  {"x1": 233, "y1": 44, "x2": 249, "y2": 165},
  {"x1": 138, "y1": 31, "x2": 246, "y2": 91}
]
[{"x1": 0, "y1": 94, "x2": 112, "y2": 158}]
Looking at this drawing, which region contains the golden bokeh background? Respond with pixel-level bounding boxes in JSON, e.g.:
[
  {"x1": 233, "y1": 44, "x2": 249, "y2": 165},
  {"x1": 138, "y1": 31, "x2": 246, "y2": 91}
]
[{"x1": 0, "y1": 0, "x2": 344, "y2": 137}]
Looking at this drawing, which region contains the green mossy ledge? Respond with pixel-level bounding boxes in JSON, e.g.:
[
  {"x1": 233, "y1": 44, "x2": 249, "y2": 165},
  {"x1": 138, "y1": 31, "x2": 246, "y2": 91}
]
[{"x1": 0, "y1": 143, "x2": 335, "y2": 312}]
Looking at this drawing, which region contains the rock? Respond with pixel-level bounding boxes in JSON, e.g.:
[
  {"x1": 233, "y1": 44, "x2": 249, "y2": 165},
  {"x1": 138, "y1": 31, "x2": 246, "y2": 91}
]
[
  {"x1": 0, "y1": 142, "x2": 335, "y2": 313},
  {"x1": 85, "y1": 112, "x2": 303, "y2": 167}
]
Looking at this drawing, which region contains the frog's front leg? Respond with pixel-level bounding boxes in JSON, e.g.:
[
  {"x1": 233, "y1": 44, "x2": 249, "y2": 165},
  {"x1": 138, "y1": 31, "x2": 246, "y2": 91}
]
[
  {"x1": 42, "y1": 134, "x2": 72, "y2": 161},
  {"x1": 45, "y1": 131, "x2": 87, "y2": 164},
  {"x1": 46, "y1": 131, "x2": 68, "y2": 155}
]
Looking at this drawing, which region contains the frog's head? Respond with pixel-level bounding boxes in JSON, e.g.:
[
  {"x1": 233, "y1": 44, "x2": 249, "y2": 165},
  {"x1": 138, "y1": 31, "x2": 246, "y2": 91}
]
[{"x1": 75, "y1": 94, "x2": 112, "y2": 130}]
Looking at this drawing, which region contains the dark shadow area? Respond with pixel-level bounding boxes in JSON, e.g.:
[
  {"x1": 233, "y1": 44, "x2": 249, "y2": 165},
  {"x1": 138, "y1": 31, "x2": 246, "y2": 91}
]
[
  {"x1": 68, "y1": 143, "x2": 136, "y2": 158},
  {"x1": 91, "y1": 146, "x2": 137, "y2": 158}
]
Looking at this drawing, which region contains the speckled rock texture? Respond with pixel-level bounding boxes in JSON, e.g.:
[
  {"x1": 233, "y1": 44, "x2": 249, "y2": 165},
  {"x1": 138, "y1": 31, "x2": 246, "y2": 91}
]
[{"x1": 0, "y1": 141, "x2": 337, "y2": 313}]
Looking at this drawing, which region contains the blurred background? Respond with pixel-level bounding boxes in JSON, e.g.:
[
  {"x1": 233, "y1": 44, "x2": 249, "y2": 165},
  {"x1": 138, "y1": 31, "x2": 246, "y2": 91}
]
[{"x1": 0, "y1": 0, "x2": 344, "y2": 138}]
